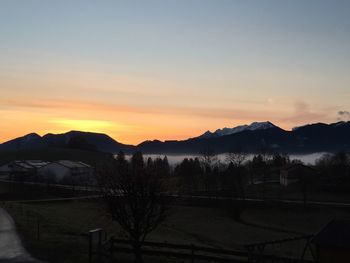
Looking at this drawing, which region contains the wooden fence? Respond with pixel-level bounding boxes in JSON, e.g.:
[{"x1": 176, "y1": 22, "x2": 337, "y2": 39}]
[
  {"x1": 245, "y1": 235, "x2": 316, "y2": 263},
  {"x1": 108, "y1": 237, "x2": 248, "y2": 263},
  {"x1": 88, "y1": 229, "x2": 315, "y2": 263}
]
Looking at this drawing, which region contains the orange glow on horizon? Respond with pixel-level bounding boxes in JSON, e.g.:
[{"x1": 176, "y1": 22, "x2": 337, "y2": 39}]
[
  {"x1": 0, "y1": 114, "x2": 315, "y2": 146},
  {"x1": 49, "y1": 119, "x2": 116, "y2": 132},
  {"x1": 1, "y1": 1, "x2": 348, "y2": 147},
  {"x1": 0, "y1": 90, "x2": 336, "y2": 145}
]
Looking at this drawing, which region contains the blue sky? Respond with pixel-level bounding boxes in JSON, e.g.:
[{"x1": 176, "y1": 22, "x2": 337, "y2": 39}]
[{"x1": 1, "y1": 0, "x2": 350, "y2": 143}]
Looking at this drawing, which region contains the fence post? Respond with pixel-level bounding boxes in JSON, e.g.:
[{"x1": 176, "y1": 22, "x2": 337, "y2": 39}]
[
  {"x1": 109, "y1": 238, "x2": 113, "y2": 259},
  {"x1": 36, "y1": 216, "x2": 40, "y2": 240},
  {"x1": 98, "y1": 230, "x2": 102, "y2": 263},
  {"x1": 89, "y1": 231, "x2": 92, "y2": 263},
  {"x1": 191, "y1": 244, "x2": 195, "y2": 263},
  {"x1": 89, "y1": 228, "x2": 103, "y2": 263}
]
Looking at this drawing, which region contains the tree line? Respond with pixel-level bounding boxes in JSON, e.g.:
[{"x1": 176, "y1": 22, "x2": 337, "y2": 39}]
[{"x1": 95, "y1": 150, "x2": 350, "y2": 263}]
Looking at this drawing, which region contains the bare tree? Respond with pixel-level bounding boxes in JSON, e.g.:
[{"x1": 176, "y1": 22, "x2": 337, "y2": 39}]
[
  {"x1": 96, "y1": 152, "x2": 169, "y2": 263},
  {"x1": 225, "y1": 145, "x2": 248, "y2": 199},
  {"x1": 226, "y1": 145, "x2": 247, "y2": 167},
  {"x1": 199, "y1": 147, "x2": 218, "y2": 193}
]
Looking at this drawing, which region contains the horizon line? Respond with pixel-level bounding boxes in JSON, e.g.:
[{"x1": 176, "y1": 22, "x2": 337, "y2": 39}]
[{"x1": 1, "y1": 120, "x2": 347, "y2": 145}]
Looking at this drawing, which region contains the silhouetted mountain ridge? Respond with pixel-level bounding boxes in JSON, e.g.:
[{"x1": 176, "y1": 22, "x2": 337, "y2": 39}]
[
  {"x1": 136, "y1": 121, "x2": 350, "y2": 154},
  {"x1": 0, "y1": 131, "x2": 133, "y2": 153},
  {"x1": 196, "y1": 121, "x2": 277, "y2": 139},
  {"x1": 0, "y1": 133, "x2": 43, "y2": 151},
  {"x1": 1, "y1": 121, "x2": 350, "y2": 154}
]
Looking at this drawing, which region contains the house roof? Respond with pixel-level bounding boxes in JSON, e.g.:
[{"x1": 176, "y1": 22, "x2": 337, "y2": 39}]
[
  {"x1": 25, "y1": 160, "x2": 50, "y2": 168},
  {"x1": 56, "y1": 160, "x2": 91, "y2": 169},
  {"x1": 12, "y1": 161, "x2": 33, "y2": 169},
  {"x1": 11, "y1": 160, "x2": 49, "y2": 169},
  {"x1": 283, "y1": 163, "x2": 316, "y2": 172},
  {"x1": 313, "y1": 220, "x2": 350, "y2": 248}
]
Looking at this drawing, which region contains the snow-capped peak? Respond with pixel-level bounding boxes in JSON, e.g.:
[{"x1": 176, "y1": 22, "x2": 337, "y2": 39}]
[
  {"x1": 246, "y1": 121, "x2": 276, "y2": 131},
  {"x1": 199, "y1": 130, "x2": 215, "y2": 139},
  {"x1": 197, "y1": 121, "x2": 277, "y2": 139}
]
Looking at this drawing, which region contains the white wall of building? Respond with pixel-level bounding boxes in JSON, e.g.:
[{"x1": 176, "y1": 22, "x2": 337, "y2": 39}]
[{"x1": 38, "y1": 163, "x2": 71, "y2": 181}]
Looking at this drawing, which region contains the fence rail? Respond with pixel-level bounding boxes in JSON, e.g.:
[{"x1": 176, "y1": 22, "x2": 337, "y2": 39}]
[
  {"x1": 107, "y1": 238, "x2": 314, "y2": 263},
  {"x1": 88, "y1": 227, "x2": 316, "y2": 263},
  {"x1": 109, "y1": 237, "x2": 248, "y2": 263}
]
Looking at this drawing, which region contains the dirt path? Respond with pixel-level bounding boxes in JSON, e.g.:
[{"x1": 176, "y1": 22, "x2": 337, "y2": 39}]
[{"x1": 0, "y1": 207, "x2": 41, "y2": 262}]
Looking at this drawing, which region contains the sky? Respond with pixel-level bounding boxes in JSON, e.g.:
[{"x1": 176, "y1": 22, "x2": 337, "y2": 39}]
[{"x1": 1, "y1": 0, "x2": 350, "y2": 145}]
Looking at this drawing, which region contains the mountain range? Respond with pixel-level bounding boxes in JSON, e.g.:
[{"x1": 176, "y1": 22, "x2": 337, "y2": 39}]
[
  {"x1": 0, "y1": 131, "x2": 133, "y2": 153},
  {"x1": 196, "y1": 121, "x2": 277, "y2": 139},
  {"x1": 1, "y1": 121, "x2": 350, "y2": 154}
]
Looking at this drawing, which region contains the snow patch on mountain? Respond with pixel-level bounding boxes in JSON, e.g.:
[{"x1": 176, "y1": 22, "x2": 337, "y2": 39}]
[{"x1": 197, "y1": 121, "x2": 277, "y2": 139}]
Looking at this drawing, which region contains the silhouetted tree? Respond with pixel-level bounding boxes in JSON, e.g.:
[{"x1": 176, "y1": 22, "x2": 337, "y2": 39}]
[
  {"x1": 116, "y1": 151, "x2": 128, "y2": 174},
  {"x1": 316, "y1": 152, "x2": 350, "y2": 191},
  {"x1": 162, "y1": 156, "x2": 170, "y2": 176},
  {"x1": 175, "y1": 158, "x2": 202, "y2": 193},
  {"x1": 200, "y1": 147, "x2": 217, "y2": 193},
  {"x1": 226, "y1": 145, "x2": 247, "y2": 167},
  {"x1": 153, "y1": 156, "x2": 170, "y2": 177},
  {"x1": 225, "y1": 145, "x2": 248, "y2": 199},
  {"x1": 96, "y1": 152, "x2": 169, "y2": 263},
  {"x1": 249, "y1": 154, "x2": 265, "y2": 184},
  {"x1": 271, "y1": 153, "x2": 290, "y2": 168}
]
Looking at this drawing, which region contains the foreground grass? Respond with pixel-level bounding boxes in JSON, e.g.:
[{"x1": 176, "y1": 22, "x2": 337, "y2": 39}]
[
  {"x1": 3, "y1": 199, "x2": 109, "y2": 263},
  {"x1": 4, "y1": 197, "x2": 350, "y2": 262},
  {"x1": 245, "y1": 182, "x2": 350, "y2": 203}
]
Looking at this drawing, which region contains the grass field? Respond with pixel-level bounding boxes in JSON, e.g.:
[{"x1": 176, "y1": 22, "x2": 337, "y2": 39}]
[
  {"x1": 245, "y1": 181, "x2": 350, "y2": 203},
  {"x1": 0, "y1": 180, "x2": 83, "y2": 201},
  {"x1": 4, "y1": 196, "x2": 350, "y2": 263},
  {"x1": 2, "y1": 178, "x2": 350, "y2": 263}
]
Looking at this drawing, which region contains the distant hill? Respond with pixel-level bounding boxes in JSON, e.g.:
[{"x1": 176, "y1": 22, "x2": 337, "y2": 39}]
[
  {"x1": 1, "y1": 121, "x2": 350, "y2": 154},
  {"x1": 0, "y1": 133, "x2": 43, "y2": 151},
  {"x1": 0, "y1": 131, "x2": 134, "y2": 153},
  {"x1": 42, "y1": 131, "x2": 134, "y2": 153}
]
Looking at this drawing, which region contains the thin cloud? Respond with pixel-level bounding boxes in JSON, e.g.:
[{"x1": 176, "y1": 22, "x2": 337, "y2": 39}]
[
  {"x1": 279, "y1": 100, "x2": 329, "y2": 127},
  {"x1": 338, "y1": 110, "x2": 350, "y2": 116},
  {"x1": 338, "y1": 110, "x2": 350, "y2": 121},
  {"x1": 1, "y1": 97, "x2": 335, "y2": 134},
  {"x1": 0, "y1": 97, "x2": 276, "y2": 120}
]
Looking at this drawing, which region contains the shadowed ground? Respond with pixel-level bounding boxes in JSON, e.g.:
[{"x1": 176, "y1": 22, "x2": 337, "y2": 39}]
[{"x1": 0, "y1": 207, "x2": 40, "y2": 263}]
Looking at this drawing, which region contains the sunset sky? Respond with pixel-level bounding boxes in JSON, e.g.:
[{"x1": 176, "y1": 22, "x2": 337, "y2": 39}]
[{"x1": 1, "y1": 0, "x2": 350, "y2": 145}]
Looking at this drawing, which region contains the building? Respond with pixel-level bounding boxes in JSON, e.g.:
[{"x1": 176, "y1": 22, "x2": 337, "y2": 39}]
[
  {"x1": 0, "y1": 163, "x2": 12, "y2": 178},
  {"x1": 1, "y1": 160, "x2": 49, "y2": 181},
  {"x1": 38, "y1": 160, "x2": 93, "y2": 184},
  {"x1": 0, "y1": 160, "x2": 93, "y2": 185},
  {"x1": 280, "y1": 163, "x2": 316, "y2": 186},
  {"x1": 313, "y1": 220, "x2": 350, "y2": 262}
]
